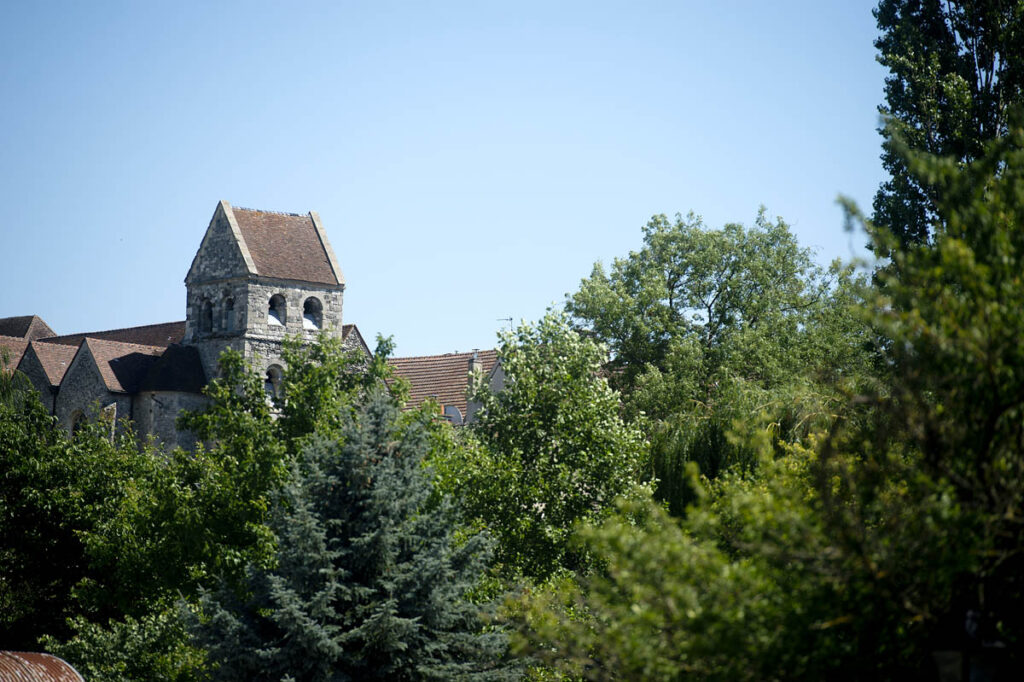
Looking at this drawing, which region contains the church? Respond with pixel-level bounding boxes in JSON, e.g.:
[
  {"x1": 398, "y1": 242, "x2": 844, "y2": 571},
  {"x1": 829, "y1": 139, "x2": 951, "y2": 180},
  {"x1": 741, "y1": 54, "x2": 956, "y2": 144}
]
[{"x1": 0, "y1": 201, "x2": 499, "y2": 448}]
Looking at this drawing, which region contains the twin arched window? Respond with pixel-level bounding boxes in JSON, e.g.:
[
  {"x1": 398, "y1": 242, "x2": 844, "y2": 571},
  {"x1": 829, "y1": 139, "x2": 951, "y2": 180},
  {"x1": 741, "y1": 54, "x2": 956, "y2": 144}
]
[{"x1": 267, "y1": 294, "x2": 323, "y2": 330}]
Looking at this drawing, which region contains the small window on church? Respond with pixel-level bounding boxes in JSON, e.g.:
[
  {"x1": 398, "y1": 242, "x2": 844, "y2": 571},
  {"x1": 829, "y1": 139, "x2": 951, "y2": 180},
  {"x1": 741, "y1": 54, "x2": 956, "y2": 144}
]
[
  {"x1": 265, "y1": 364, "x2": 284, "y2": 399},
  {"x1": 268, "y1": 294, "x2": 286, "y2": 327},
  {"x1": 199, "y1": 299, "x2": 213, "y2": 335},
  {"x1": 71, "y1": 410, "x2": 87, "y2": 435},
  {"x1": 303, "y1": 297, "x2": 323, "y2": 330},
  {"x1": 224, "y1": 297, "x2": 235, "y2": 332}
]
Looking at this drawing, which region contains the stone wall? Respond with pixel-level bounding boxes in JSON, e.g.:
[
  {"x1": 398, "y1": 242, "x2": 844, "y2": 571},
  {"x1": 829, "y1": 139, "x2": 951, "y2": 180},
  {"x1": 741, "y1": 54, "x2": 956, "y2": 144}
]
[
  {"x1": 133, "y1": 391, "x2": 210, "y2": 450},
  {"x1": 54, "y1": 351, "x2": 131, "y2": 436}
]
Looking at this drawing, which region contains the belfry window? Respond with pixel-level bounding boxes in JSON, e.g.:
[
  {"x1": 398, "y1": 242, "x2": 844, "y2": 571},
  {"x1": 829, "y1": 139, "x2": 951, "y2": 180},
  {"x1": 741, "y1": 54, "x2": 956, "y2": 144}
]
[
  {"x1": 224, "y1": 297, "x2": 235, "y2": 332},
  {"x1": 303, "y1": 297, "x2": 323, "y2": 330},
  {"x1": 199, "y1": 299, "x2": 213, "y2": 335},
  {"x1": 268, "y1": 294, "x2": 286, "y2": 327},
  {"x1": 265, "y1": 365, "x2": 284, "y2": 399}
]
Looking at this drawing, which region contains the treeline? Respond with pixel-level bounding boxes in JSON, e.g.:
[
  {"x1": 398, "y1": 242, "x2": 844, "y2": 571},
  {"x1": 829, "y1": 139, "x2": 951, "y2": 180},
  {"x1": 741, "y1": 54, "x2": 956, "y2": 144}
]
[{"x1": 5, "y1": 2, "x2": 1024, "y2": 678}]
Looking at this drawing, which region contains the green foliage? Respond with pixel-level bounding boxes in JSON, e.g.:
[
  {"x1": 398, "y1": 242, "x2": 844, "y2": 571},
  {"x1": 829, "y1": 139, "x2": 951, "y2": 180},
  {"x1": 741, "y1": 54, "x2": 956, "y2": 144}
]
[
  {"x1": 43, "y1": 609, "x2": 207, "y2": 682},
  {"x1": 873, "y1": 0, "x2": 1024, "y2": 247},
  {"x1": 191, "y1": 391, "x2": 520, "y2": 681},
  {"x1": 517, "y1": 112, "x2": 1024, "y2": 681},
  {"x1": 437, "y1": 311, "x2": 648, "y2": 580},
  {"x1": 0, "y1": 385, "x2": 158, "y2": 649},
  {"x1": 567, "y1": 211, "x2": 875, "y2": 513}
]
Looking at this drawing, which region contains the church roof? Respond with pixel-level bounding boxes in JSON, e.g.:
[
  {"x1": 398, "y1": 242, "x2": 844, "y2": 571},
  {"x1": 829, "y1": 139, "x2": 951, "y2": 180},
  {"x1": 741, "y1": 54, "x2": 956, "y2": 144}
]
[
  {"x1": 26, "y1": 342, "x2": 78, "y2": 387},
  {"x1": 0, "y1": 315, "x2": 55, "y2": 340},
  {"x1": 43, "y1": 321, "x2": 186, "y2": 348},
  {"x1": 389, "y1": 350, "x2": 499, "y2": 417},
  {"x1": 0, "y1": 335, "x2": 30, "y2": 370},
  {"x1": 139, "y1": 344, "x2": 207, "y2": 393},
  {"x1": 232, "y1": 207, "x2": 343, "y2": 285},
  {"x1": 82, "y1": 338, "x2": 166, "y2": 394}
]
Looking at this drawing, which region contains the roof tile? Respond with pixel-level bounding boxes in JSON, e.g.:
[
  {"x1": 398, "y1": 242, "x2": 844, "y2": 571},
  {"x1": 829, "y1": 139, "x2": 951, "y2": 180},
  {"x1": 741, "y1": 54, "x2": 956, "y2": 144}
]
[
  {"x1": 388, "y1": 350, "x2": 498, "y2": 417},
  {"x1": 233, "y1": 208, "x2": 340, "y2": 285}
]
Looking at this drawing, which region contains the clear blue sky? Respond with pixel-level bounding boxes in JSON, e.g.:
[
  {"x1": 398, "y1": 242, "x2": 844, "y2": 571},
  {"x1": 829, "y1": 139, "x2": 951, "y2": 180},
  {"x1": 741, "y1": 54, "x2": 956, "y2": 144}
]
[{"x1": 1, "y1": 1, "x2": 886, "y2": 356}]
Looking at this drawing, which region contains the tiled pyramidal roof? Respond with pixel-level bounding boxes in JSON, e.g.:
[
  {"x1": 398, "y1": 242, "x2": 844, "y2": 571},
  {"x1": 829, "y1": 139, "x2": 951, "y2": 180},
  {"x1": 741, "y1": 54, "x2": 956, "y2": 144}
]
[
  {"x1": 0, "y1": 315, "x2": 56, "y2": 341},
  {"x1": 389, "y1": 350, "x2": 499, "y2": 417}
]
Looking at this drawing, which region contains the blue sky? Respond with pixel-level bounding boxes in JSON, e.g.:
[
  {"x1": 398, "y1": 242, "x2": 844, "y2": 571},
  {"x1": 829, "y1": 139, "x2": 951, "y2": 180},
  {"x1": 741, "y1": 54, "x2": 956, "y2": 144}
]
[{"x1": 1, "y1": 1, "x2": 886, "y2": 356}]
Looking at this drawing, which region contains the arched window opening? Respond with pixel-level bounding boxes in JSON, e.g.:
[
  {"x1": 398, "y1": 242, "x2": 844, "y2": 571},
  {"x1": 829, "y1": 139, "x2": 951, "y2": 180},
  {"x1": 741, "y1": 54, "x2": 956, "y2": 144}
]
[
  {"x1": 265, "y1": 365, "x2": 284, "y2": 399},
  {"x1": 71, "y1": 410, "x2": 87, "y2": 435},
  {"x1": 199, "y1": 298, "x2": 213, "y2": 335},
  {"x1": 303, "y1": 297, "x2": 323, "y2": 330},
  {"x1": 224, "y1": 296, "x2": 235, "y2": 332},
  {"x1": 268, "y1": 294, "x2": 286, "y2": 327}
]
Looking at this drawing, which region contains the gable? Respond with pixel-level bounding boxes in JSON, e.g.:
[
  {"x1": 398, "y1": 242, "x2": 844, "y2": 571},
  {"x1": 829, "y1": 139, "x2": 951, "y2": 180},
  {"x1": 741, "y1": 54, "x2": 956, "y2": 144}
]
[
  {"x1": 185, "y1": 200, "x2": 256, "y2": 284},
  {"x1": 0, "y1": 315, "x2": 55, "y2": 340}
]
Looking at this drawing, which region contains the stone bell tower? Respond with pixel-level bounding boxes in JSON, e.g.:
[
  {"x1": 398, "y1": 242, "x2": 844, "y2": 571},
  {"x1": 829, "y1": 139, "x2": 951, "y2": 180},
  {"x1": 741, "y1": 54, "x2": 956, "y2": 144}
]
[{"x1": 183, "y1": 200, "x2": 346, "y2": 382}]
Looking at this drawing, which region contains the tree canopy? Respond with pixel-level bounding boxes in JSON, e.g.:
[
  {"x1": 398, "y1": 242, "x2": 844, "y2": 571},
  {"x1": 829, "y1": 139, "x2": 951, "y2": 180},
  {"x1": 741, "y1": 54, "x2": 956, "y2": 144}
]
[{"x1": 873, "y1": 0, "x2": 1024, "y2": 247}]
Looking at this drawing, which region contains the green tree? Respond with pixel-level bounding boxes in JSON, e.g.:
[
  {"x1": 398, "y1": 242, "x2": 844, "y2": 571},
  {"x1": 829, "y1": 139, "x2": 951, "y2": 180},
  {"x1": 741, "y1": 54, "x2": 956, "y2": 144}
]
[
  {"x1": 517, "y1": 113, "x2": 1024, "y2": 681},
  {"x1": 873, "y1": 0, "x2": 1024, "y2": 247},
  {"x1": 435, "y1": 311, "x2": 648, "y2": 581},
  {"x1": 191, "y1": 391, "x2": 519, "y2": 681},
  {"x1": 48, "y1": 335, "x2": 403, "y2": 681},
  {"x1": 567, "y1": 211, "x2": 874, "y2": 513}
]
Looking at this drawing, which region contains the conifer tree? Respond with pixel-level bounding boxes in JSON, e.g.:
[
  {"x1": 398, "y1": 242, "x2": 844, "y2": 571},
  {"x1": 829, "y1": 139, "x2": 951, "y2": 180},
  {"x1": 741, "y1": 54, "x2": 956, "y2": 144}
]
[{"x1": 191, "y1": 390, "x2": 519, "y2": 681}]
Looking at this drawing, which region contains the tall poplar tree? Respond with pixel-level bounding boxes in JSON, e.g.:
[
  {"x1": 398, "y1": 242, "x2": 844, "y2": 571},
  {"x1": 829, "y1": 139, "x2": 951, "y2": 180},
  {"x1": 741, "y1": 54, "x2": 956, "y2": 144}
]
[{"x1": 873, "y1": 0, "x2": 1024, "y2": 247}]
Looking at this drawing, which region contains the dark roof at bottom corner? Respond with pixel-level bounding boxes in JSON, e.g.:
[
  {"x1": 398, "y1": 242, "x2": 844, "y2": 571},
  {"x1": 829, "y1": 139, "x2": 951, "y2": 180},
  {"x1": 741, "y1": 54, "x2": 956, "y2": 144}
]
[{"x1": 0, "y1": 651, "x2": 85, "y2": 682}]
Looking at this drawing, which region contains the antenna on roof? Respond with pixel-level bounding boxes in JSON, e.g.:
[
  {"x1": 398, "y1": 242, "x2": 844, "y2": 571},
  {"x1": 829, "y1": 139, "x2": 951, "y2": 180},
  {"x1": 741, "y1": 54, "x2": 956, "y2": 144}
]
[{"x1": 497, "y1": 317, "x2": 513, "y2": 330}]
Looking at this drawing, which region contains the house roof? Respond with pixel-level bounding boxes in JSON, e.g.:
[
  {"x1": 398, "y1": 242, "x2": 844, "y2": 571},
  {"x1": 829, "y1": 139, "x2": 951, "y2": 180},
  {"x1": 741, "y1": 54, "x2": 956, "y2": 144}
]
[
  {"x1": 0, "y1": 651, "x2": 84, "y2": 682},
  {"x1": 0, "y1": 335, "x2": 30, "y2": 370},
  {"x1": 232, "y1": 207, "x2": 342, "y2": 285},
  {"x1": 138, "y1": 344, "x2": 207, "y2": 393},
  {"x1": 42, "y1": 321, "x2": 185, "y2": 348},
  {"x1": 0, "y1": 315, "x2": 55, "y2": 340},
  {"x1": 82, "y1": 338, "x2": 166, "y2": 394},
  {"x1": 388, "y1": 350, "x2": 498, "y2": 417},
  {"x1": 26, "y1": 342, "x2": 78, "y2": 387}
]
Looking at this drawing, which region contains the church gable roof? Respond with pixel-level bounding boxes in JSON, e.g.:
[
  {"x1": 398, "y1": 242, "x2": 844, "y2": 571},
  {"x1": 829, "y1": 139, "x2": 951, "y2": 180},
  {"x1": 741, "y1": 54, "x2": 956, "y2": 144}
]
[
  {"x1": 0, "y1": 335, "x2": 30, "y2": 370},
  {"x1": 81, "y1": 338, "x2": 166, "y2": 394},
  {"x1": 0, "y1": 315, "x2": 55, "y2": 340},
  {"x1": 232, "y1": 206, "x2": 343, "y2": 285},
  {"x1": 138, "y1": 344, "x2": 207, "y2": 393},
  {"x1": 23, "y1": 342, "x2": 78, "y2": 387},
  {"x1": 41, "y1": 321, "x2": 186, "y2": 348}
]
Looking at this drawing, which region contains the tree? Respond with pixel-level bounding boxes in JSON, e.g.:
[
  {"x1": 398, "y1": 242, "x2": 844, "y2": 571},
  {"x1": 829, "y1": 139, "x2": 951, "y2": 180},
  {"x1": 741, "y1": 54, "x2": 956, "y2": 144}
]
[
  {"x1": 566, "y1": 211, "x2": 874, "y2": 513},
  {"x1": 517, "y1": 113, "x2": 1024, "y2": 681},
  {"x1": 434, "y1": 311, "x2": 648, "y2": 581},
  {"x1": 873, "y1": 0, "x2": 1024, "y2": 247},
  {"x1": 191, "y1": 391, "x2": 519, "y2": 681}
]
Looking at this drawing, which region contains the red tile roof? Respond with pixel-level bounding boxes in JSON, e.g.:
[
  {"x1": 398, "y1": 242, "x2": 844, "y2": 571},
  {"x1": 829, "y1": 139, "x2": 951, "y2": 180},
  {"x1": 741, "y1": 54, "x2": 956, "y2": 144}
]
[
  {"x1": 42, "y1": 321, "x2": 185, "y2": 348},
  {"x1": 0, "y1": 651, "x2": 84, "y2": 682},
  {"x1": 27, "y1": 341, "x2": 78, "y2": 387},
  {"x1": 0, "y1": 315, "x2": 55, "y2": 340},
  {"x1": 82, "y1": 338, "x2": 166, "y2": 393},
  {"x1": 0, "y1": 335, "x2": 30, "y2": 370},
  {"x1": 388, "y1": 350, "x2": 498, "y2": 416},
  {"x1": 233, "y1": 207, "x2": 341, "y2": 285}
]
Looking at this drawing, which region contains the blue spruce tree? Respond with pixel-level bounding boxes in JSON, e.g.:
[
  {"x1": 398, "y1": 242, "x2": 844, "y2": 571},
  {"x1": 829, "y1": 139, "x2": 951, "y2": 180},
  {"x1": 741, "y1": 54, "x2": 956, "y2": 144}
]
[{"x1": 191, "y1": 390, "x2": 519, "y2": 681}]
